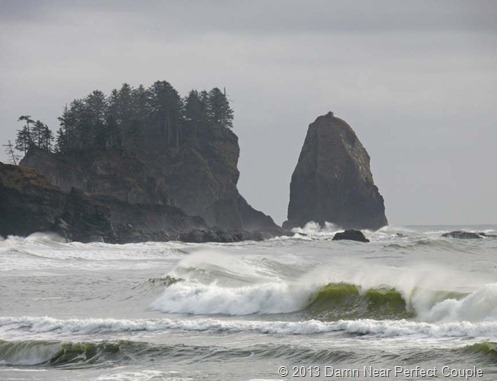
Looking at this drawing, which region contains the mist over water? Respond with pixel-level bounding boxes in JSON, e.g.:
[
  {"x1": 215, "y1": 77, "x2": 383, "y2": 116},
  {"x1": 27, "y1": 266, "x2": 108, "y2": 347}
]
[{"x1": 1, "y1": 225, "x2": 497, "y2": 380}]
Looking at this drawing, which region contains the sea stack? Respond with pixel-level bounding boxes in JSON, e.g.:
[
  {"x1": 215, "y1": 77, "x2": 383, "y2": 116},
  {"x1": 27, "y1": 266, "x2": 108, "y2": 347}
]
[{"x1": 283, "y1": 112, "x2": 387, "y2": 230}]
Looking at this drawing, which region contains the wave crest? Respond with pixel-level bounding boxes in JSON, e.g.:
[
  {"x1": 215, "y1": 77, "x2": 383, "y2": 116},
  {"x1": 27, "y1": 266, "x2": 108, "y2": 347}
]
[{"x1": 306, "y1": 283, "x2": 413, "y2": 320}]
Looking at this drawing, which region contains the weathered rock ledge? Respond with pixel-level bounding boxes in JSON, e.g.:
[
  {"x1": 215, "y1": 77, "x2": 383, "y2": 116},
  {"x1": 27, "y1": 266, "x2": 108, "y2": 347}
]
[{"x1": 0, "y1": 162, "x2": 282, "y2": 243}]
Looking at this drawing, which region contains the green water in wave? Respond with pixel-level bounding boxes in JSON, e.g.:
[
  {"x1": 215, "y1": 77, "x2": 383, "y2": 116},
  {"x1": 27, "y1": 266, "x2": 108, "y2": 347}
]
[
  {"x1": 0, "y1": 339, "x2": 130, "y2": 367},
  {"x1": 305, "y1": 283, "x2": 414, "y2": 320},
  {"x1": 465, "y1": 342, "x2": 497, "y2": 359}
]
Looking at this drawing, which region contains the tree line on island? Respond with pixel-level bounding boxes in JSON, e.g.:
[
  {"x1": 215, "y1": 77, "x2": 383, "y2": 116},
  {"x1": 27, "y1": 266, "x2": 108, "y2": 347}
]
[{"x1": 7, "y1": 80, "x2": 234, "y2": 161}]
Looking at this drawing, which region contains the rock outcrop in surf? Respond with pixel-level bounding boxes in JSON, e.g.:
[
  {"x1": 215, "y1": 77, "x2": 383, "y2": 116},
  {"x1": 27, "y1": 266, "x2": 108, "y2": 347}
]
[
  {"x1": 20, "y1": 136, "x2": 280, "y2": 236},
  {"x1": 17, "y1": 80, "x2": 282, "y2": 237},
  {"x1": 0, "y1": 162, "x2": 250, "y2": 243},
  {"x1": 283, "y1": 112, "x2": 387, "y2": 230},
  {"x1": 332, "y1": 230, "x2": 370, "y2": 243},
  {"x1": 442, "y1": 231, "x2": 495, "y2": 239}
]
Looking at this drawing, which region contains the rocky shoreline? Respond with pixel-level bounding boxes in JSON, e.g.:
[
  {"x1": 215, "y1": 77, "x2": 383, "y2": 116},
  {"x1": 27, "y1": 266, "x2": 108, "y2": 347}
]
[
  {"x1": 2, "y1": 108, "x2": 392, "y2": 243},
  {"x1": 0, "y1": 162, "x2": 285, "y2": 243}
]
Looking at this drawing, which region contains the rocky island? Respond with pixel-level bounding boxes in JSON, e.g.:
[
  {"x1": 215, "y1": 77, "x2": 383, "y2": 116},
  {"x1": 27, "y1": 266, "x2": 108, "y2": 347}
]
[
  {"x1": 1, "y1": 82, "x2": 388, "y2": 242},
  {"x1": 1, "y1": 81, "x2": 283, "y2": 242},
  {"x1": 283, "y1": 112, "x2": 387, "y2": 230}
]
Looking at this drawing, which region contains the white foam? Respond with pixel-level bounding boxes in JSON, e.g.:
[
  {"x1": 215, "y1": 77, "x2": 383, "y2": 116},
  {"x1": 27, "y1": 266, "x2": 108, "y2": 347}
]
[
  {"x1": 2, "y1": 316, "x2": 497, "y2": 340},
  {"x1": 0, "y1": 233, "x2": 188, "y2": 272},
  {"x1": 152, "y1": 250, "x2": 497, "y2": 322},
  {"x1": 97, "y1": 370, "x2": 191, "y2": 381},
  {"x1": 291, "y1": 221, "x2": 340, "y2": 238},
  {"x1": 419, "y1": 284, "x2": 497, "y2": 322},
  {"x1": 151, "y1": 281, "x2": 310, "y2": 315}
]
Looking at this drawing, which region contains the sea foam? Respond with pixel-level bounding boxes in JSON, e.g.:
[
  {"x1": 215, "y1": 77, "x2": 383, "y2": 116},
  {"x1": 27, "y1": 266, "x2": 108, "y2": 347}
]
[{"x1": 2, "y1": 316, "x2": 497, "y2": 339}]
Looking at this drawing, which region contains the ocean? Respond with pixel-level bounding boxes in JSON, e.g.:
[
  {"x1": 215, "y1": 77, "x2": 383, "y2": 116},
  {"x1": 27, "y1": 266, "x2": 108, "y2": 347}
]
[{"x1": 1, "y1": 224, "x2": 497, "y2": 380}]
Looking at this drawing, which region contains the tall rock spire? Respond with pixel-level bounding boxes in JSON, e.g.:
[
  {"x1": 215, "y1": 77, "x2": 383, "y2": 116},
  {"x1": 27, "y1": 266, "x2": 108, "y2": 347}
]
[{"x1": 283, "y1": 112, "x2": 388, "y2": 230}]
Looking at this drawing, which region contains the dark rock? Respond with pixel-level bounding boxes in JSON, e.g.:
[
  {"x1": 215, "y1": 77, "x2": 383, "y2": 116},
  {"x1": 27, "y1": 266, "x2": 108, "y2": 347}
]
[
  {"x1": 0, "y1": 162, "x2": 221, "y2": 244},
  {"x1": 238, "y1": 195, "x2": 287, "y2": 236},
  {"x1": 95, "y1": 196, "x2": 209, "y2": 243},
  {"x1": 442, "y1": 231, "x2": 483, "y2": 239},
  {"x1": 21, "y1": 128, "x2": 281, "y2": 235},
  {"x1": 178, "y1": 229, "x2": 244, "y2": 243},
  {"x1": 332, "y1": 229, "x2": 370, "y2": 242},
  {"x1": 283, "y1": 112, "x2": 387, "y2": 230},
  {"x1": 0, "y1": 163, "x2": 115, "y2": 243}
]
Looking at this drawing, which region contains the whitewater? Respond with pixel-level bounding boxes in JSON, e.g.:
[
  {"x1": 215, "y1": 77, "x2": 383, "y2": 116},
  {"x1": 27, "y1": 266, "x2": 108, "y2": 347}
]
[{"x1": 1, "y1": 224, "x2": 497, "y2": 380}]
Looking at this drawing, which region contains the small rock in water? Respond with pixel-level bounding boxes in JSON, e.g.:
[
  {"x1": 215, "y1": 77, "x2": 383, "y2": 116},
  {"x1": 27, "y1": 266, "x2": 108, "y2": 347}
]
[{"x1": 332, "y1": 229, "x2": 370, "y2": 242}]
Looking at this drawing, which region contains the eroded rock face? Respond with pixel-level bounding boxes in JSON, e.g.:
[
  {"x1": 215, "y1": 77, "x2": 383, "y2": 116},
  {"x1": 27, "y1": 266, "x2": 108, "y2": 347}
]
[
  {"x1": 0, "y1": 162, "x2": 114, "y2": 242},
  {"x1": 0, "y1": 162, "x2": 233, "y2": 243},
  {"x1": 283, "y1": 112, "x2": 388, "y2": 230},
  {"x1": 20, "y1": 126, "x2": 281, "y2": 234}
]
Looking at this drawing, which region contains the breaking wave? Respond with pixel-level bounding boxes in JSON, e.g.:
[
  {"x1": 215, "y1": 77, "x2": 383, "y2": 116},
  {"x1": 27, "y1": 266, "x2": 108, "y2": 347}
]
[
  {"x1": 151, "y1": 277, "x2": 497, "y2": 323},
  {"x1": 0, "y1": 339, "x2": 127, "y2": 367},
  {"x1": 305, "y1": 283, "x2": 413, "y2": 320},
  {"x1": 3, "y1": 336, "x2": 497, "y2": 370},
  {"x1": 464, "y1": 342, "x2": 497, "y2": 360},
  {"x1": 2, "y1": 316, "x2": 497, "y2": 340}
]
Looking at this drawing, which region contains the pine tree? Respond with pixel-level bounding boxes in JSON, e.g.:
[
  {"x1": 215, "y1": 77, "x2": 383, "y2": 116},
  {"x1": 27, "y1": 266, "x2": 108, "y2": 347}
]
[
  {"x1": 41, "y1": 124, "x2": 54, "y2": 151},
  {"x1": 55, "y1": 127, "x2": 67, "y2": 153},
  {"x1": 15, "y1": 115, "x2": 34, "y2": 153},
  {"x1": 105, "y1": 89, "x2": 122, "y2": 149},
  {"x1": 56, "y1": 105, "x2": 75, "y2": 152},
  {"x1": 184, "y1": 90, "x2": 209, "y2": 138},
  {"x1": 207, "y1": 88, "x2": 234, "y2": 129},
  {"x1": 132, "y1": 85, "x2": 151, "y2": 127},
  {"x1": 84, "y1": 90, "x2": 108, "y2": 149},
  {"x1": 149, "y1": 81, "x2": 183, "y2": 148},
  {"x1": 15, "y1": 80, "x2": 236, "y2": 157}
]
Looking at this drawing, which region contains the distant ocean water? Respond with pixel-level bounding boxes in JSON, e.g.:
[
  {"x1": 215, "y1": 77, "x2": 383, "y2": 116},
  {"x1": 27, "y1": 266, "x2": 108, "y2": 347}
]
[{"x1": 1, "y1": 224, "x2": 497, "y2": 380}]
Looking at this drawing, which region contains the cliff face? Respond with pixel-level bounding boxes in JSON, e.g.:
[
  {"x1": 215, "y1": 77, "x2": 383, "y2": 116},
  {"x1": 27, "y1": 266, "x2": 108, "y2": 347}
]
[
  {"x1": 20, "y1": 126, "x2": 280, "y2": 234},
  {"x1": 0, "y1": 162, "x2": 241, "y2": 243},
  {"x1": 0, "y1": 162, "x2": 113, "y2": 242},
  {"x1": 283, "y1": 112, "x2": 388, "y2": 230}
]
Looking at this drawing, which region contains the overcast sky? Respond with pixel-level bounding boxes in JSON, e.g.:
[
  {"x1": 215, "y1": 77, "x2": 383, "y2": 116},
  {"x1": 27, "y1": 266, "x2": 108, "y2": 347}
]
[{"x1": 1, "y1": 0, "x2": 496, "y2": 226}]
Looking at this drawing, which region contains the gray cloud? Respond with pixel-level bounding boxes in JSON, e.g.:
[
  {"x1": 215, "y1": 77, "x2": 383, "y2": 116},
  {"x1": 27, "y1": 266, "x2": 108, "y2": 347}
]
[
  {"x1": 2, "y1": 0, "x2": 496, "y2": 33},
  {"x1": 1, "y1": 1, "x2": 496, "y2": 225}
]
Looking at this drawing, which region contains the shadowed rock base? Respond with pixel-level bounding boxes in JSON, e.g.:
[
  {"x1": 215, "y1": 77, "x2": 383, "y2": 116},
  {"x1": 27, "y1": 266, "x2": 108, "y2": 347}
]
[
  {"x1": 333, "y1": 230, "x2": 370, "y2": 243},
  {"x1": 0, "y1": 162, "x2": 283, "y2": 243}
]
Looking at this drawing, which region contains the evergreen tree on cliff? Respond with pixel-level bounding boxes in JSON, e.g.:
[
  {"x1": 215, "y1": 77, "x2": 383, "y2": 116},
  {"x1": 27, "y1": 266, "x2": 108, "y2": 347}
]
[
  {"x1": 184, "y1": 90, "x2": 209, "y2": 138},
  {"x1": 14, "y1": 79, "x2": 282, "y2": 234},
  {"x1": 18, "y1": 81, "x2": 236, "y2": 156},
  {"x1": 15, "y1": 115, "x2": 34, "y2": 153},
  {"x1": 85, "y1": 90, "x2": 107, "y2": 149},
  {"x1": 207, "y1": 88, "x2": 233, "y2": 129},
  {"x1": 16, "y1": 115, "x2": 53, "y2": 153},
  {"x1": 31, "y1": 120, "x2": 54, "y2": 151},
  {"x1": 131, "y1": 85, "x2": 151, "y2": 133},
  {"x1": 56, "y1": 99, "x2": 92, "y2": 151},
  {"x1": 106, "y1": 84, "x2": 140, "y2": 151},
  {"x1": 149, "y1": 81, "x2": 183, "y2": 148}
]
